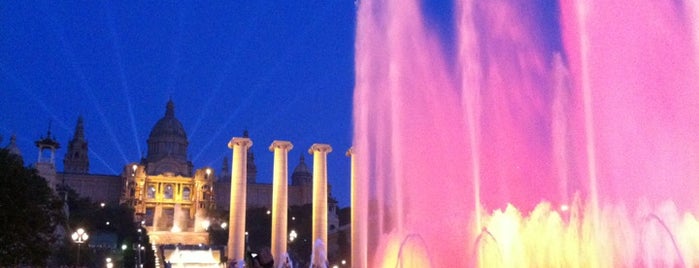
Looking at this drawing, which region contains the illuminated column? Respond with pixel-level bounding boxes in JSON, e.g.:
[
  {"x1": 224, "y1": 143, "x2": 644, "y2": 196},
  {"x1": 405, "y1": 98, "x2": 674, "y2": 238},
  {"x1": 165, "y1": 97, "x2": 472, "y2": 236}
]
[
  {"x1": 227, "y1": 137, "x2": 252, "y2": 266},
  {"x1": 269, "y1": 140, "x2": 293, "y2": 265},
  {"x1": 309, "y1": 143, "x2": 332, "y2": 267},
  {"x1": 347, "y1": 147, "x2": 366, "y2": 268}
]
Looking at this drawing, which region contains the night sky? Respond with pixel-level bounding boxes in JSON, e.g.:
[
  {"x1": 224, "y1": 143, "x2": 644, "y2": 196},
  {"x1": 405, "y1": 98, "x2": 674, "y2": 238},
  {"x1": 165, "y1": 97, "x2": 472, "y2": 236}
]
[
  {"x1": 1, "y1": 1, "x2": 561, "y2": 208},
  {"x1": 0, "y1": 1, "x2": 356, "y2": 207}
]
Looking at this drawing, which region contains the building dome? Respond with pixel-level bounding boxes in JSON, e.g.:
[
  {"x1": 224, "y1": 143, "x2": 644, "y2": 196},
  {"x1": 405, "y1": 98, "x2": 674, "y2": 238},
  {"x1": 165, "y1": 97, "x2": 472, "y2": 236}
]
[
  {"x1": 149, "y1": 100, "x2": 187, "y2": 142},
  {"x1": 291, "y1": 155, "x2": 312, "y2": 186},
  {"x1": 145, "y1": 100, "x2": 191, "y2": 175}
]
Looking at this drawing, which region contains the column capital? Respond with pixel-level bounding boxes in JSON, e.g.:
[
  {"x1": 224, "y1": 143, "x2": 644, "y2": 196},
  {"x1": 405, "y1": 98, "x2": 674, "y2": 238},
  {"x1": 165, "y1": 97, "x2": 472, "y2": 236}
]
[
  {"x1": 308, "y1": 143, "x2": 333, "y2": 154},
  {"x1": 269, "y1": 140, "x2": 294, "y2": 152},
  {"x1": 346, "y1": 147, "x2": 353, "y2": 157},
  {"x1": 228, "y1": 137, "x2": 252, "y2": 149}
]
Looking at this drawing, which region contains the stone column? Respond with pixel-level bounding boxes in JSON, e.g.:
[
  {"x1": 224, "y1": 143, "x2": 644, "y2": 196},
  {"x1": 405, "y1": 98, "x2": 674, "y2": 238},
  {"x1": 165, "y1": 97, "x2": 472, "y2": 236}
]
[
  {"x1": 347, "y1": 147, "x2": 366, "y2": 268},
  {"x1": 227, "y1": 137, "x2": 252, "y2": 266},
  {"x1": 269, "y1": 140, "x2": 293, "y2": 265},
  {"x1": 309, "y1": 143, "x2": 332, "y2": 267},
  {"x1": 153, "y1": 204, "x2": 162, "y2": 231},
  {"x1": 136, "y1": 180, "x2": 145, "y2": 217}
]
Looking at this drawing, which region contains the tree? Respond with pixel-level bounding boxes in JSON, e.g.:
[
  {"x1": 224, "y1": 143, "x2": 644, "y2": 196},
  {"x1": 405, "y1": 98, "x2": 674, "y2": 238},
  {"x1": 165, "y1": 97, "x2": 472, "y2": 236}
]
[
  {"x1": 51, "y1": 184, "x2": 155, "y2": 267},
  {"x1": 0, "y1": 149, "x2": 65, "y2": 266}
]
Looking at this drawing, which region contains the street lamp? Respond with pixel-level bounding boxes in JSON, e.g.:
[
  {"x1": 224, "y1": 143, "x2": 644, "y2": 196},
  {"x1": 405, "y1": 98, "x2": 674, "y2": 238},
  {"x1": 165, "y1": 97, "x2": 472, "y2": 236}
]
[
  {"x1": 71, "y1": 228, "x2": 89, "y2": 266},
  {"x1": 135, "y1": 243, "x2": 144, "y2": 268},
  {"x1": 289, "y1": 230, "x2": 297, "y2": 242}
]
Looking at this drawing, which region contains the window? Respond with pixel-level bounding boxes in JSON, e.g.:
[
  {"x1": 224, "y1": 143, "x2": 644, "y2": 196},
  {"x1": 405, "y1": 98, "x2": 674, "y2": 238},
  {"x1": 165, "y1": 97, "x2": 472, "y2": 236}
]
[
  {"x1": 147, "y1": 185, "x2": 156, "y2": 199},
  {"x1": 182, "y1": 187, "x2": 191, "y2": 200},
  {"x1": 164, "y1": 184, "x2": 173, "y2": 199}
]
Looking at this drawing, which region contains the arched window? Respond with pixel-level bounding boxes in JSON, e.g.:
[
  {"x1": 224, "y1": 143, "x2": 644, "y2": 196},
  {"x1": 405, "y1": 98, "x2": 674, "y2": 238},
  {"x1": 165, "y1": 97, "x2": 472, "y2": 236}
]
[
  {"x1": 182, "y1": 187, "x2": 191, "y2": 200},
  {"x1": 164, "y1": 184, "x2": 173, "y2": 199},
  {"x1": 147, "y1": 185, "x2": 156, "y2": 199}
]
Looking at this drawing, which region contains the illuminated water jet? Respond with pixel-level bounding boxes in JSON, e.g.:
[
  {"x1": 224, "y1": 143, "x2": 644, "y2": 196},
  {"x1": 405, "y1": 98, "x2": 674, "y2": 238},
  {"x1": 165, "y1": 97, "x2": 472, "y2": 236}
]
[
  {"x1": 353, "y1": 0, "x2": 699, "y2": 267},
  {"x1": 163, "y1": 246, "x2": 221, "y2": 268}
]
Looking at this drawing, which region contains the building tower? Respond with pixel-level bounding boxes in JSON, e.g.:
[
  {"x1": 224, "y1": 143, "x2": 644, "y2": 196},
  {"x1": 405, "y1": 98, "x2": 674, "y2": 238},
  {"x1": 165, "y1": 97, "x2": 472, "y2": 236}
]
[
  {"x1": 63, "y1": 116, "x2": 89, "y2": 174},
  {"x1": 6, "y1": 134, "x2": 22, "y2": 159},
  {"x1": 35, "y1": 124, "x2": 60, "y2": 190},
  {"x1": 221, "y1": 156, "x2": 230, "y2": 180},
  {"x1": 243, "y1": 130, "x2": 257, "y2": 183}
]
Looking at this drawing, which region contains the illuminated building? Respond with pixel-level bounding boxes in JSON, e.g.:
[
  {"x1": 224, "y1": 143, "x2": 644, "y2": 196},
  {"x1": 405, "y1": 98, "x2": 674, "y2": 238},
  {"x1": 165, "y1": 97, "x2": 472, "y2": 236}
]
[
  {"x1": 21, "y1": 99, "x2": 341, "y2": 262},
  {"x1": 118, "y1": 100, "x2": 212, "y2": 245}
]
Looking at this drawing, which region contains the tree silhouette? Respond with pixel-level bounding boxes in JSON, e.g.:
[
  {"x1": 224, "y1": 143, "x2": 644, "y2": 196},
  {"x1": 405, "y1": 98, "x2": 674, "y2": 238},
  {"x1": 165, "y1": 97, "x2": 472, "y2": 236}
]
[{"x1": 0, "y1": 148, "x2": 64, "y2": 266}]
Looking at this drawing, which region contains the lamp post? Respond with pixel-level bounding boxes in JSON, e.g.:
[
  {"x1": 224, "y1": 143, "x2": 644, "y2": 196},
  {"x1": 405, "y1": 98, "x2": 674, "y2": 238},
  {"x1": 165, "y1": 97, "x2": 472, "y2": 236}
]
[
  {"x1": 289, "y1": 230, "x2": 297, "y2": 243},
  {"x1": 136, "y1": 227, "x2": 143, "y2": 268},
  {"x1": 71, "y1": 228, "x2": 89, "y2": 266},
  {"x1": 106, "y1": 257, "x2": 113, "y2": 268},
  {"x1": 206, "y1": 168, "x2": 213, "y2": 204}
]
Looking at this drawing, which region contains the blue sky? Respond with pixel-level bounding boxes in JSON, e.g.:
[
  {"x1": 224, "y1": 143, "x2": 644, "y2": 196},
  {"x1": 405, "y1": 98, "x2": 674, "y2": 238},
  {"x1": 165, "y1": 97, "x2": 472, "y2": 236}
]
[
  {"x1": 1, "y1": 1, "x2": 355, "y2": 207},
  {"x1": 1, "y1": 1, "x2": 561, "y2": 208}
]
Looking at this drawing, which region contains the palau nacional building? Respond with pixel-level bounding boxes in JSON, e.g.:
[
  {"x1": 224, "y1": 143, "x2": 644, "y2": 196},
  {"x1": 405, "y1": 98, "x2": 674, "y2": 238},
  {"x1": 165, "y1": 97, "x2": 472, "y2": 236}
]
[{"x1": 9, "y1": 100, "x2": 341, "y2": 265}]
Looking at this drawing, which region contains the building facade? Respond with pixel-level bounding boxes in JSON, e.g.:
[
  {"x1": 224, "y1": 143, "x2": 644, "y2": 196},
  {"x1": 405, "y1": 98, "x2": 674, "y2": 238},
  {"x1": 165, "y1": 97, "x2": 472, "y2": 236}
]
[
  {"x1": 118, "y1": 100, "x2": 213, "y2": 245},
  {"x1": 24, "y1": 99, "x2": 336, "y2": 248}
]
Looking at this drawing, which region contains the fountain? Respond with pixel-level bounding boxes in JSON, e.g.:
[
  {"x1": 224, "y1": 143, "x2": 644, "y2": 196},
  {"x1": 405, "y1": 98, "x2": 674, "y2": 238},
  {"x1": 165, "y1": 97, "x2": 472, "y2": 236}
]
[
  {"x1": 353, "y1": 0, "x2": 699, "y2": 267},
  {"x1": 171, "y1": 203, "x2": 187, "y2": 232},
  {"x1": 163, "y1": 245, "x2": 221, "y2": 268},
  {"x1": 310, "y1": 239, "x2": 328, "y2": 268}
]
